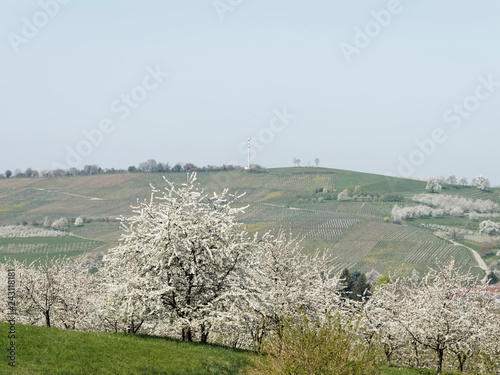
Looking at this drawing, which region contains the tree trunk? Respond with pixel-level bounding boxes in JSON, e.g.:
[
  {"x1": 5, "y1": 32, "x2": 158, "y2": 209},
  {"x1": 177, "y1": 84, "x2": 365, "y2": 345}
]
[
  {"x1": 200, "y1": 324, "x2": 209, "y2": 344},
  {"x1": 457, "y1": 353, "x2": 466, "y2": 373},
  {"x1": 182, "y1": 326, "x2": 192, "y2": 342},
  {"x1": 436, "y1": 348, "x2": 444, "y2": 375},
  {"x1": 384, "y1": 343, "x2": 393, "y2": 365},
  {"x1": 44, "y1": 310, "x2": 51, "y2": 328}
]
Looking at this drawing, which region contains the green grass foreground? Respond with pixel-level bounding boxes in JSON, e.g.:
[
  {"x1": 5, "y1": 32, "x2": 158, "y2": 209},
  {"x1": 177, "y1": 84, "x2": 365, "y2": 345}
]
[
  {"x1": 379, "y1": 366, "x2": 461, "y2": 375},
  {"x1": 0, "y1": 323, "x2": 252, "y2": 374},
  {"x1": 0, "y1": 323, "x2": 467, "y2": 375}
]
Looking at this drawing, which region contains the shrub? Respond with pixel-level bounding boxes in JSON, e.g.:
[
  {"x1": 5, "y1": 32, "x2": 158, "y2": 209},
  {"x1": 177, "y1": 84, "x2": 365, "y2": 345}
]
[{"x1": 251, "y1": 313, "x2": 380, "y2": 375}]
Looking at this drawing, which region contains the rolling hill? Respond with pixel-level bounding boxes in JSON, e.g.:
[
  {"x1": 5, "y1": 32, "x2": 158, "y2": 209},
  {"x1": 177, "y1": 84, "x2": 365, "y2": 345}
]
[{"x1": 0, "y1": 167, "x2": 498, "y2": 277}]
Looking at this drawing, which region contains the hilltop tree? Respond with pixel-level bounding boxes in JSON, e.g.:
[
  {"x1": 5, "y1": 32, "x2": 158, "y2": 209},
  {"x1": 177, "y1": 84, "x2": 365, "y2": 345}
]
[
  {"x1": 459, "y1": 177, "x2": 469, "y2": 186},
  {"x1": 83, "y1": 165, "x2": 100, "y2": 175},
  {"x1": 473, "y1": 174, "x2": 491, "y2": 191},
  {"x1": 425, "y1": 178, "x2": 442, "y2": 193},
  {"x1": 314, "y1": 158, "x2": 320, "y2": 167},
  {"x1": 5, "y1": 170, "x2": 12, "y2": 178},
  {"x1": 447, "y1": 175, "x2": 457, "y2": 185},
  {"x1": 138, "y1": 159, "x2": 157, "y2": 173},
  {"x1": 103, "y1": 173, "x2": 254, "y2": 341}
]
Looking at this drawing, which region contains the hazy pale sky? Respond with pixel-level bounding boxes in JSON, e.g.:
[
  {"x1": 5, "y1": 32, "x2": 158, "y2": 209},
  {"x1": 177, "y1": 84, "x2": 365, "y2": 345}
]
[{"x1": 1, "y1": 1, "x2": 499, "y2": 183}]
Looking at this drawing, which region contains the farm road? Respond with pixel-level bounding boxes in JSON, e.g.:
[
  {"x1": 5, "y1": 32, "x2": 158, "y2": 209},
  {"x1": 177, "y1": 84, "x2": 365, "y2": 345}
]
[
  {"x1": 448, "y1": 238, "x2": 489, "y2": 273},
  {"x1": 36, "y1": 188, "x2": 105, "y2": 201}
]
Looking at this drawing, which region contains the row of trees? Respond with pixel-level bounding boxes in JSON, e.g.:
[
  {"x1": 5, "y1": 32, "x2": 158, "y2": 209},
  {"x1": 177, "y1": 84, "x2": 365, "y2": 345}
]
[
  {"x1": 0, "y1": 161, "x2": 259, "y2": 180},
  {"x1": 1, "y1": 174, "x2": 499, "y2": 374},
  {"x1": 413, "y1": 194, "x2": 499, "y2": 214},
  {"x1": 430, "y1": 174, "x2": 492, "y2": 189},
  {"x1": 292, "y1": 157, "x2": 320, "y2": 167},
  {"x1": 392, "y1": 192, "x2": 500, "y2": 223}
]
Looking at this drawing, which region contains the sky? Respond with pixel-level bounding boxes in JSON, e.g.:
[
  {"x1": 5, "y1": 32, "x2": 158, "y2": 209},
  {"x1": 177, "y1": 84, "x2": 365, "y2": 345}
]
[{"x1": 1, "y1": 0, "x2": 500, "y2": 183}]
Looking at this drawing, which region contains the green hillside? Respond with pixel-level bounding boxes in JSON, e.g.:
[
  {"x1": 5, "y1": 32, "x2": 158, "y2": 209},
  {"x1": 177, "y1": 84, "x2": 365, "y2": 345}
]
[
  {"x1": 0, "y1": 323, "x2": 251, "y2": 374},
  {"x1": 0, "y1": 322, "x2": 462, "y2": 375},
  {"x1": 0, "y1": 168, "x2": 498, "y2": 277}
]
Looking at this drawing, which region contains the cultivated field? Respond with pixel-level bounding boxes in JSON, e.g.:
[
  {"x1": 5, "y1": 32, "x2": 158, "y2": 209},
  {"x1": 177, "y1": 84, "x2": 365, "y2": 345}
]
[{"x1": 0, "y1": 168, "x2": 498, "y2": 277}]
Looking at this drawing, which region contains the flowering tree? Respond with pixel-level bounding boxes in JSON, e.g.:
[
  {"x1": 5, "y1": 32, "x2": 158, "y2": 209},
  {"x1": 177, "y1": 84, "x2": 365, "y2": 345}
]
[
  {"x1": 238, "y1": 230, "x2": 345, "y2": 350},
  {"x1": 103, "y1": 173, "x2": 254, "y2": 342},
  {"x1": 0, "y1": 257, "x2": 100, "y2": 330},
  {"x1": 365, "y1": 260, "x2": 497, "y2": 375},
  {"x1": 473, "y1": 174, "x2": 491, "y2": 191},
  {"x1": 425, "y1": 178, "x2": 442, "y2": 193},
  {"x1": 479, "y1": 220, "x2": 500, "y2": 236},
  {"x1": 51, "y1": 217, "x2": 69, "y2": 231}
]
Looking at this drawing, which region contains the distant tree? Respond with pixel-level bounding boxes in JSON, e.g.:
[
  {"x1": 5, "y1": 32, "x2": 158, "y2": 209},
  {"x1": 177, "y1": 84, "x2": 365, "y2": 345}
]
[
  {"x1": 487, "y1": 271, "x2": 498, "y2": 285},
  {"x1": 24, "y1": 168, "x2": 39, "y2": 178},
  {"x1": 447, "y1": 175, "x2": 457, "y2": 185},
  {"x1": 352, "y1": 273, "x2": 371, "y2": 301},
  {"x1": 138, "y1": 159, "x2": 157, "y2": 173},
  {"x1": 339, "y1": 268, "x2": 354, "y2": 299},
  {"x1": 83, "y1": 165, "x2": 99, "y2": 175},
  {"x1": 337, "y1": 191, "x2": 350, "y2": 201},
  {"x1": 314, "y1": 158, "x2": 320, "y2": 167},
  {"x1": 375, "y1": 275, "x2": 392, "y2": 289},
  {"x1": 459, "y1": 177, "x2": 469, "y2": 186},
  {"x1": 426, "y1": 178, "x2": 442, "y2": 193},
  {"x1": 128, "y1": 166, "x2": 137, "y2": 173},
  {"x1": 473, "y1": 174, "x2": 491, "y2": 191},
  {"x1": 163, "y1": 162, "x2": 171, "y2": 172},
  {"x1": 293, "y1": 157, "x2": 301, "y2": 167},
  {"x1": 366, "y1": 269, "x2": 381, "y2": 285},
  {"x1": 479, "y1": 220, "x2": 500, "y2": 236},
  {"x1": 171, "y1": 163, "x2": 183, "y2": 173},
  {"x1": 183, "y1": 163, "x2": 197, "y2": 172},
  {"x1": 154, "y1": 162, "x2": 170, "y2": 173},
  {"x1": 51, "y1": 169, "x2": 66, "y2": 177},
  {"x1": 5, "y1": 170, "x2": 12, "y2": 178},
  {"x1": 51, "y1": 217, "x2": 69, "y2": 231},
  {"x1": 74, "y1": 217, "x2": 84, "y2": 227},
  {"x1": 67, "y1": 167, "x2": 78, "y2": 176}
]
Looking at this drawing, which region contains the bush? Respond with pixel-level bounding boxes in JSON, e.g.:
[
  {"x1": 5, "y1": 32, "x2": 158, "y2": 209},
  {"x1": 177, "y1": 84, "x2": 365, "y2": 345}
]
[{"x1": 251, "y1": 313, "x2": 380, "y2": 375}]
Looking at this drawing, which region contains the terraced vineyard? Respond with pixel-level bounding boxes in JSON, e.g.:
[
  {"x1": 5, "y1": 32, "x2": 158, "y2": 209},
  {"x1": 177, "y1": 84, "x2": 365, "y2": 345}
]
[
  {"x1": 0, "y1": 167, "x2": 496, "y2": 277},
  {"x1": 0, "y1": 236, "x2": 104, "y2": 263}
]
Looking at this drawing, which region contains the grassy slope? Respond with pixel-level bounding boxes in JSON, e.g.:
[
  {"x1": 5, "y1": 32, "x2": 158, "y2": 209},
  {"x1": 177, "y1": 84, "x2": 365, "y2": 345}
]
[
  {"x1": 0, "y1": 323, "x2": 464, "y2": 375},
  {"x1": 0, "y1": 168, "x2": 497, "y2": 276},
  {"x1": 0, "y1": 323, "x2": 252, "y2": 375}
]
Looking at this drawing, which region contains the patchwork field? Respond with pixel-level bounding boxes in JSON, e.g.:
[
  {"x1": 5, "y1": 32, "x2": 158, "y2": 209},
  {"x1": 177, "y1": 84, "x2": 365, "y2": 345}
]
[{"x1": 0, "y1": 167, "x2": 498, "y2": 277}]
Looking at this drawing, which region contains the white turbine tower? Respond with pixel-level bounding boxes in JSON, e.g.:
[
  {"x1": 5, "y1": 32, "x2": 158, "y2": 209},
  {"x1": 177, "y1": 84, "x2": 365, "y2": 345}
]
[{"x1": 247, "y1": 136, "x2": 251, "y2": 170}]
